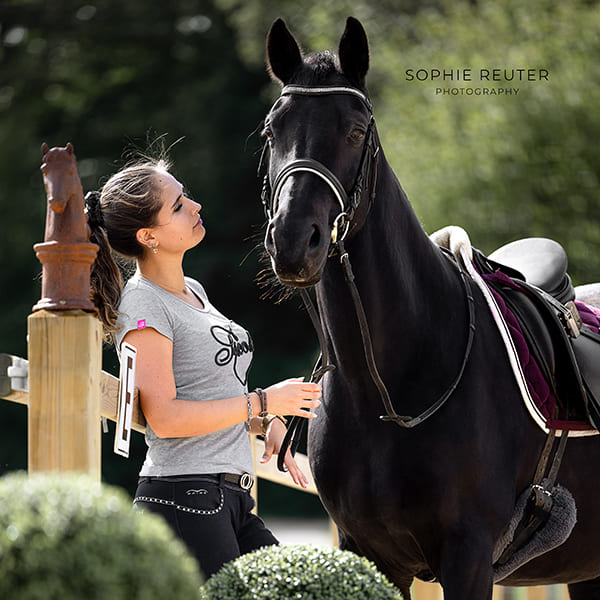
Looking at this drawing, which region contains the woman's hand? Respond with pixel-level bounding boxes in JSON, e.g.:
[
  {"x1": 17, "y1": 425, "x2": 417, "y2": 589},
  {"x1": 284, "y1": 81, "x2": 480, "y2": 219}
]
[
  {"x1": 260, "y1": 417, "x2": 311, "y2": 489},
  {"x1": 264, "y1": 377, "x2": 321, "y2": 418}
]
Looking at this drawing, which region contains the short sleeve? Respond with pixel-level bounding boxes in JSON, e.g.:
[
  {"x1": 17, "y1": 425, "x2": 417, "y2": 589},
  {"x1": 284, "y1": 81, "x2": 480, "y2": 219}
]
[{"x1": 114, "y1": 287, "x2": 174, "y2": 351}]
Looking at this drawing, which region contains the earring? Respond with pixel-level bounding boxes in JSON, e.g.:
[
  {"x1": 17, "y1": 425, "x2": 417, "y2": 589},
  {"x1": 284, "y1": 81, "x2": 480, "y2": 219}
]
[{"x1": 148, "y1": 243, "x2": 158, "y2": 254}]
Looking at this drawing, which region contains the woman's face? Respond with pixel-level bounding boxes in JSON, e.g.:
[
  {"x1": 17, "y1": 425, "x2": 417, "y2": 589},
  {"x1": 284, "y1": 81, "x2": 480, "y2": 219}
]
[{"x1": 149, "y1": 169, "x2": 205, "y2": 254}]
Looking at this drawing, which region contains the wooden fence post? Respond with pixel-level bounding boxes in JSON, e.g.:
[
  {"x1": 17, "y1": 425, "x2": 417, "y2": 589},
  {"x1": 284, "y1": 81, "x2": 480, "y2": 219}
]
[
  {"x1": 27, "y1": 310, "x2": 102, "y2": 479},
  {"x1": 27, "y1": 143, "x2": 101, "y2": 480}
]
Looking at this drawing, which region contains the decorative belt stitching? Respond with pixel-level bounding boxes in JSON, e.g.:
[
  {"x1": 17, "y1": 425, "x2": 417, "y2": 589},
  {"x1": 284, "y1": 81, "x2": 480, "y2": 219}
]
[{"x1": 134, "y1": 488, "x2": 224, "y2": 515}]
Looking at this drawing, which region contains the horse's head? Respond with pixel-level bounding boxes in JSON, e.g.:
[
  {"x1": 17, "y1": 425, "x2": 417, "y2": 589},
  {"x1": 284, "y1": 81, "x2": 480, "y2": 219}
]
[
  {"x1": 41, "y1": 142, "x2": 79, "y2": 214},
  {"x1": 263, "y1": 17, "x2": 377, "y2": 287}
]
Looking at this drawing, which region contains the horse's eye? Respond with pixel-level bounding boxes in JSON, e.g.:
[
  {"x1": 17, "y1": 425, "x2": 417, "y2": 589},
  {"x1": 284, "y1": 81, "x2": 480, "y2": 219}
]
[
  {"x1": 263, "y1": 126, "x2": 274, "y2": 141},
  {"x1": 349, "y1": 129, "x2": 365, "y2": 143}
]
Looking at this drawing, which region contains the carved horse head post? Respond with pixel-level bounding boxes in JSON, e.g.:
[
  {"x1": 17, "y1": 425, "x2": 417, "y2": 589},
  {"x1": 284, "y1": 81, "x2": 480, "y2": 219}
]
[{"x1": 32, "y1": 143, "x2": 98, "y2": 312}]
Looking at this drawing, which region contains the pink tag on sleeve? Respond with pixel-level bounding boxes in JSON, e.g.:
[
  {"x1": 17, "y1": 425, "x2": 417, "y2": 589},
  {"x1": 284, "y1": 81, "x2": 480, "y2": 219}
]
[{"x1": 137, "y1": 319, "x2": 146, "y2": 330}]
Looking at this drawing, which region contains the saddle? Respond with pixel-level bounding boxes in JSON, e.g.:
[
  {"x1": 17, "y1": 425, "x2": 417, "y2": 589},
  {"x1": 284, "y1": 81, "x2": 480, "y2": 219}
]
[
  {"x1": 476, "y1": 237, "x2": 600, "y2": 430},
  {"x1": 460, "y1": 236, "x2": 598, "y2": 572}
]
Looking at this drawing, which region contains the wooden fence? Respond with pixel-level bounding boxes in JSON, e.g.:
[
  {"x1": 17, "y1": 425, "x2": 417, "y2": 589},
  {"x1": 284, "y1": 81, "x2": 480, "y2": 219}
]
[{"x1": 1, "y1": 349, "x2": 568, "y2": 599}]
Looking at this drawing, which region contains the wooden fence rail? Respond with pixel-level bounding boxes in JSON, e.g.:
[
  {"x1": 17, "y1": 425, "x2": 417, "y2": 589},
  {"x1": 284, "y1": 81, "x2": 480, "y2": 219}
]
[{"x1": 0, "y1": 352, "x2": 568, "y2": 599}]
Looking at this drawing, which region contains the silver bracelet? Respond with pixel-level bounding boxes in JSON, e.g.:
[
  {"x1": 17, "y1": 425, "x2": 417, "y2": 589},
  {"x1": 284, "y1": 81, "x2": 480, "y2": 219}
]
[{"x1": 244, "y1": 392, "x2": 253, "y2": 432}]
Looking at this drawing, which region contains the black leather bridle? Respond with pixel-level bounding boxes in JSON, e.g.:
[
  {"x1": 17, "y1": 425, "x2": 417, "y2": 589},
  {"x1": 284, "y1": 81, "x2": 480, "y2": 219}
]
[
  {"x1": 259, "y1": 84, "x2": 476, "y2": 472},
  {"x1": 260, "y1": 85, "x2": 379, "y2": 245}
]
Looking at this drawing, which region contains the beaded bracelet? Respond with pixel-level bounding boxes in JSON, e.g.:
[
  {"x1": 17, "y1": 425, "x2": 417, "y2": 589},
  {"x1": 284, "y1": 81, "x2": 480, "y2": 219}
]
[{"x1": 244, "y1": 392, "x2": 253, "y2": 432}]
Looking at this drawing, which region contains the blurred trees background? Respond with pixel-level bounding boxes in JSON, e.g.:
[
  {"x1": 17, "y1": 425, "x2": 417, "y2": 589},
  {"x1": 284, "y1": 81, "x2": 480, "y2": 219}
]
[{"x1": 1, "y1": 0, "x2": 598, "y2": 515}]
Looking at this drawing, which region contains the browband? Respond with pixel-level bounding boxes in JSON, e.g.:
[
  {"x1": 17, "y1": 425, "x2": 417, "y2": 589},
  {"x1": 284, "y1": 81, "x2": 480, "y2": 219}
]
[{"x1": 280, "y1": 85, "x2": 373, "y2": 112}]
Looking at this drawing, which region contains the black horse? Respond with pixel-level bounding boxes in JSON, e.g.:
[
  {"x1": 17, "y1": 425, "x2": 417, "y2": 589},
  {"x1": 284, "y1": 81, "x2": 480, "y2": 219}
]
[{"x1": 262, "y1": 17, "x2": 600, "y2": 600}]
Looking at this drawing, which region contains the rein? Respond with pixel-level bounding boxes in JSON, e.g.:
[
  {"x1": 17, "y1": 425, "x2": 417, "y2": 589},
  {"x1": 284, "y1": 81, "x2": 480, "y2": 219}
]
[{"x1": 262, "y1": 85, "x2": 476, "y2": 471}]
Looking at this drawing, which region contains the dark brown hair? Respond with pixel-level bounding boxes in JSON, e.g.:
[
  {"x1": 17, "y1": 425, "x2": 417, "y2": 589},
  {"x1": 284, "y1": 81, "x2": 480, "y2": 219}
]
[{"x1": 87, "y1": 158, "x2": 171, "y2": 340}]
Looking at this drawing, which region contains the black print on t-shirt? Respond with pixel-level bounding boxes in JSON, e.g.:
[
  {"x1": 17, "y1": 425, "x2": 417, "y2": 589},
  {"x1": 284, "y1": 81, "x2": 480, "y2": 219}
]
[{"x1": 210, "y1": 325, "x2": 254, "y2": 386}]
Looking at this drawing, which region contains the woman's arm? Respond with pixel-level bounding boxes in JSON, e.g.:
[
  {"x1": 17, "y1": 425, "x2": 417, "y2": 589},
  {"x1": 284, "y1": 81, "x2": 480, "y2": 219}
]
[{"x1": 122, "y1": 327, "x2": 320, "y2": 438}]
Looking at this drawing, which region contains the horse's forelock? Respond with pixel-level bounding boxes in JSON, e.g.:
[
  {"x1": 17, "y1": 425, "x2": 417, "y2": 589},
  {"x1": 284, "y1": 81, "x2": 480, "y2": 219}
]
[{"x1": 293, "y1": 51, "x2": 343, "y2": 86}]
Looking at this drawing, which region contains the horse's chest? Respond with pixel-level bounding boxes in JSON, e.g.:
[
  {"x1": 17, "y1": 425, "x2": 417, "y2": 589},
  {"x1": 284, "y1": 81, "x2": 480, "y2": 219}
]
[{"x1": 308, "y1": 414, "x2": 416, "y2": 526}]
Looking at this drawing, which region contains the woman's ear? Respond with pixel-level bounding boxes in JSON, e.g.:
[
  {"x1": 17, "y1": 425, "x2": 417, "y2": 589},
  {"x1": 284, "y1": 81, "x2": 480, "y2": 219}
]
[{"x1": 136, "y1": 228, "x2": 156, "y2": 249}]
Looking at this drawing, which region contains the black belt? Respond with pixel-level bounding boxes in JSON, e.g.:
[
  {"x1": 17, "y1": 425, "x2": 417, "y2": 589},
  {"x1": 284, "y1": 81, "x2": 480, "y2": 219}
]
[
  {"x1": 140, "y1": 472, "x2": 254, "y2": 491},
  {"x1": 222, "y1": 473, "x2": 254, "y2": 490}
]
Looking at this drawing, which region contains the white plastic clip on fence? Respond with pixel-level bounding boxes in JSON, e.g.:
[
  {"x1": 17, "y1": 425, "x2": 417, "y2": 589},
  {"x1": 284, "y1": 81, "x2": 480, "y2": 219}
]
[{"x1": 7, "y1": 357, "x2": 29, "y2": 392}]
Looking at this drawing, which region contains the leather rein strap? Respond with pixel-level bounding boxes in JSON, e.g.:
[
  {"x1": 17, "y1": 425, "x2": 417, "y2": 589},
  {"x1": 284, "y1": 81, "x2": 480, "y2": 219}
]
[
  {"x1": 266, "y1": 86, "x2": 477, "y2": 471},
  {"x1": 336, "y1": 243, "x2": 476, "y2": 429}
]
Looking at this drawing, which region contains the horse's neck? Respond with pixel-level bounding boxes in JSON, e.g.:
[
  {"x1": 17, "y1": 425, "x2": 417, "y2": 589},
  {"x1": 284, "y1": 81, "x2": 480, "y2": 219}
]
[{"x1": 317, "y1": 159, "x2": 466, "y2": 392}]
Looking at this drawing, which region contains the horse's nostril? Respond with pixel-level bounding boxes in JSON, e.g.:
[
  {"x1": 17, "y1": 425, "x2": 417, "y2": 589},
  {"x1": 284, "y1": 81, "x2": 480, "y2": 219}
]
[{"x1": 309, "y1": 225, "x2": 321, "y2": 249}]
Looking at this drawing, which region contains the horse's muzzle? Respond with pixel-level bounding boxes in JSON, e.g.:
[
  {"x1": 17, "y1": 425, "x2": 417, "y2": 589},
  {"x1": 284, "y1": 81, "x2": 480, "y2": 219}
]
[{"x1": 265, "y1": 219, "x2": 328, "y2": 287}]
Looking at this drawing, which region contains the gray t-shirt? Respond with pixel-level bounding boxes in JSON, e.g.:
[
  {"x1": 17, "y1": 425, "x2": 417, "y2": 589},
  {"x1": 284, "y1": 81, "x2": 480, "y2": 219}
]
[{"x1": 114, "y1": 274, "x2": 254, "y2": 477}]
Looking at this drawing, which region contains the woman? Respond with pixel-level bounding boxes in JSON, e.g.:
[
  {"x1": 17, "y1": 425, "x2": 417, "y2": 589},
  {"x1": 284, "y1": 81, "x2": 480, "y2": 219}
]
[{"x1": 86, "y1": 154, "x2": 321, "y2": 577}]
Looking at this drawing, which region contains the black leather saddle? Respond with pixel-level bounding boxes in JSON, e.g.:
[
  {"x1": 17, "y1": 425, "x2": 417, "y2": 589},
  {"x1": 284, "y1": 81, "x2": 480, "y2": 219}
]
[
  {"x1": 488, "y1": 238, "x2": 575, "y2": 304},
  {"x1": 475, "y1": 237, "x2": 600, "y2": 429}
]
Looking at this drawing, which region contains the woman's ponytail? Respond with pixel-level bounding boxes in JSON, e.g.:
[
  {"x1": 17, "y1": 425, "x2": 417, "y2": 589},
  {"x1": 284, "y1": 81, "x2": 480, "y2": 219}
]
[{"x1": 85, "y1": 191, "x2": 123, "y2": 341}]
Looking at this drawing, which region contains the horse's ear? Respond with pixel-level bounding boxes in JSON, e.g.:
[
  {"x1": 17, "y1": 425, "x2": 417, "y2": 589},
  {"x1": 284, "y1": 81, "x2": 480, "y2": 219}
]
[
  {"x1": 338, "y1": 17, "x2": 369, "y2": 87},
  {"x1": 66, "y1": 142, "x2": 74, "y2": 154},
  {"x1": 266, "y1": 18, "x2": 303, "y2": 85},
  {"x1": 41, "y1": 142, "x2": 49, "y2": 156}
]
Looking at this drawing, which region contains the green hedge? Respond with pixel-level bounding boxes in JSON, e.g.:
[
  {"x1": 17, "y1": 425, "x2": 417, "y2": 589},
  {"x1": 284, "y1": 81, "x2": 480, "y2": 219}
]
[
  {"x1": 0, "y1": 471, "x2": 202, "y2": 599},
  {"x1": 200, "y1": 543, "x2": 403, "y2": 599}
]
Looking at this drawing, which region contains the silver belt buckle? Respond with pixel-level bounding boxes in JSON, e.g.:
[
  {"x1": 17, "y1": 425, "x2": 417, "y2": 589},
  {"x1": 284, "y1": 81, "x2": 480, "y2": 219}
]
[{"x1": 239, "y1": 473, "x2": 254, "y2": 490}]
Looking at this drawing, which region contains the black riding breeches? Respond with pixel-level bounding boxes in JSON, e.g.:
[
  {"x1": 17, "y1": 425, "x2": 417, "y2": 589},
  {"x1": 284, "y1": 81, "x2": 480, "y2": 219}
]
[{"x1": 133, "y1": 474, "x2": 278, "y2": 578}]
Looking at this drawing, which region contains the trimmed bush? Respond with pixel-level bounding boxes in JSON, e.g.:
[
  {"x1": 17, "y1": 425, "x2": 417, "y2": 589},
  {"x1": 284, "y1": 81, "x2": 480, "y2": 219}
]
[
  {"x1": 200, "y1": 543, "x2": 403, "y2": 599},
  {"x1": 0, "y1": 471, "x2": 203, "y2": 599}
]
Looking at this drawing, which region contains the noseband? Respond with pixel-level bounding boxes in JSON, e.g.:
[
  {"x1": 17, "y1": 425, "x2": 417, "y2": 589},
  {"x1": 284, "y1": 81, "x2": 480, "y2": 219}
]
[
  {"x1": 260, "y1": 85, "x2": 379, "y2": 244},
  {"x1": 261, "y1": 85, "x2": 475, "y2": 471}
]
